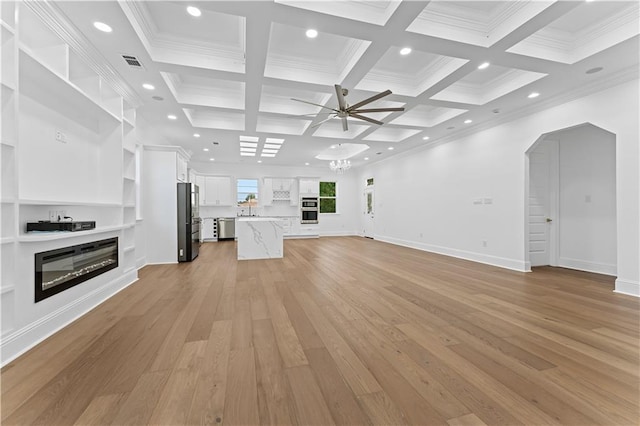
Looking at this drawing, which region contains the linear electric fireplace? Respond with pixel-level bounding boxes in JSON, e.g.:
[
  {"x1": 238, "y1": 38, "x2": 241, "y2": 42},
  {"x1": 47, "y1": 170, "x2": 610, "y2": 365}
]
[{"x1": 35, "y1": 237, "x2": 118, "y2": 302}]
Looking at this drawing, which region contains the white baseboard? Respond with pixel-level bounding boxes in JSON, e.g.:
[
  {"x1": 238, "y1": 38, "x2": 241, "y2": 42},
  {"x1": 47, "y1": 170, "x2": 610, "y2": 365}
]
[
  {"x1": 614, "y1": 278, "x2": 640, "y2": 297},
  {"x1": 318, "y1": 231, "x2": 358, "y2": 237},
  {"x1": 375, "y1": 235, "x2": 528, "y2": 272},
  {"x1": 0, "y1": 270, "x2": 138, "y2": 367},
  {"x1": 559, "y1": 257, "x2": 617, "y2": 276}
]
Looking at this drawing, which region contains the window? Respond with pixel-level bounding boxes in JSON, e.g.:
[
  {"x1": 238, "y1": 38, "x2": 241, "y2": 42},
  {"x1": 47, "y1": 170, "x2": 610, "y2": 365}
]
[
  {"x1": 319, "y1": 181, "x2": 336, "y2": 213},
  {"x1": 237, "y1": 178, "x2": 258, "y2": 208}
]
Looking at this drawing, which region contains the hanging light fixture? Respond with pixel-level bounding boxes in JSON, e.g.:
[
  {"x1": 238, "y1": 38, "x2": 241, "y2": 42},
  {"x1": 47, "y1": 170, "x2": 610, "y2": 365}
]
[{"x1": 329, "y1": 159, "x2": 351, "y2": 174}]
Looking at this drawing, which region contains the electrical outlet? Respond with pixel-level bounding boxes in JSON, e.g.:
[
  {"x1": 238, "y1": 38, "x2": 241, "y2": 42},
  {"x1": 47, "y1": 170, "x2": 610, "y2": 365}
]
[
  {"x1": 55, "y1": 130, "x2": 67, "y2": 143},
  {"x1": 179, "y1": 249, "x2": 184, "y2": 257},
  {"x1": 482, "y1": 240, "x2": 488, "y2": 248}
]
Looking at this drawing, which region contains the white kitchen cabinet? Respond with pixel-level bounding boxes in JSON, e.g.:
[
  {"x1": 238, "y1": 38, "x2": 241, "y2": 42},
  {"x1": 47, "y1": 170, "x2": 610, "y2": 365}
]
[
  {"x1": 176, "y1": 155, "x2": 188, "y2": 182},
  {"x1": 299, "y1": 178, "x2": 319, "y2": 196},
  {"x1": 203, "y1": 176, "x2": 233, "y2": 206},
  {"x1": 261, "y1": 178, "x2": 273, "y2": 206},
  {"x1": 289, "y1": 179, "x2": 299, "y2": 206}
]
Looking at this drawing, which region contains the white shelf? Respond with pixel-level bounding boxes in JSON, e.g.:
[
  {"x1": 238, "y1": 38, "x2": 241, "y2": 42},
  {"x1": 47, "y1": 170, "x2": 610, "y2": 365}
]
[
  {"x1": 123, "y1": 176, "x2": 135, "y2": 182},
  {"x1": 1, "y1": 237, "x2": 15, "y2": 244},
  {"x1": 0, "y1": 20, "x2": 15, "y2": 35},
  {"x1": 18, "y1": 225, "x2": 125, "y2": 242},
  {"x1": 123, "y1": 204, "x2": 135, "y2": 208},
  {"x1": 123, "y1": 223, "x2": 135, "y2": 229},
  {"x1": 19, "y1": 199, "x2": 122, "y2": 207},
  {"x1": 123, "y1": 145, "x2": 135, "y2": 155},
  {"x1": 123, "y1": 245, "x2": 135, "y2": 253},
  {"x1": 18, "y1": 48, "x2": 121, "y2": 132}
]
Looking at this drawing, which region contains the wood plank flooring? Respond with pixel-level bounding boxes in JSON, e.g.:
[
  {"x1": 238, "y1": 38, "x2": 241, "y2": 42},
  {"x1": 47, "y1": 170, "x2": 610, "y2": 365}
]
[{"x1": 2, "y1": 237, "x2": 639, "y2": 425}]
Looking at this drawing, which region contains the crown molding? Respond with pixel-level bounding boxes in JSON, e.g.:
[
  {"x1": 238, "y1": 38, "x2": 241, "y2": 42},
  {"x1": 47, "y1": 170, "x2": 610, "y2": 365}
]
[
  {"x1": 143, "y1": 144, "x2": 192, "y2": 160},
  {"x1": 26, "y1": 1, "x2": 143, "y2": 108}
]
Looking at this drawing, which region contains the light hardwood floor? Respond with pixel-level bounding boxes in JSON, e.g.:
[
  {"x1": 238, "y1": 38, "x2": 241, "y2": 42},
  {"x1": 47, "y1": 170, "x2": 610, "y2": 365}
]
[{"x1": 2, "y1": 237, "x2": 639, "y2": 425}]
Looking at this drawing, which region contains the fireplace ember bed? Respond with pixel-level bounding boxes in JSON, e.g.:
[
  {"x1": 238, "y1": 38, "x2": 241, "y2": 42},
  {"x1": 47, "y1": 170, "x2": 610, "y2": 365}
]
[{"x1": 34, "y1": 238, "x2": 118, "y2": 302}]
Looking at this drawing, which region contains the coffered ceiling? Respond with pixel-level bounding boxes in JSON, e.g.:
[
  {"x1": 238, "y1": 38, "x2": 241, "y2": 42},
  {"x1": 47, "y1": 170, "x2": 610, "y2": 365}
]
[{"x1": 53, "y1": 0, "x2": 639, "y2": 168}]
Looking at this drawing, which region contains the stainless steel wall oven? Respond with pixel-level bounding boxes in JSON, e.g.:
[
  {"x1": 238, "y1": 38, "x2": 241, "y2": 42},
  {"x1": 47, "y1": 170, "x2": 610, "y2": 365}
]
[{"x1": 301, "y1": 197, "x2": 319, "y2": 224}]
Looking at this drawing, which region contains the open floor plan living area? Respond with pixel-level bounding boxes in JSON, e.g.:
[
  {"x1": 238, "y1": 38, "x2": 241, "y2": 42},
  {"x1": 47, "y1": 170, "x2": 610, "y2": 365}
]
[{"x1": 1, "y1": 1, "x2": 639, "y2": 425}]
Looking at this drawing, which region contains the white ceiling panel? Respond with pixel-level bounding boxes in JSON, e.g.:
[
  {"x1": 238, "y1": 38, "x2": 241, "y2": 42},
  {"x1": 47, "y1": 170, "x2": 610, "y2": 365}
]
[
  {"x1": 260, "y1": 85, "x2": 332, "y2": 115},
  {"x1": 431, "y1": 66, "x2": 547, "y2": 105},
  {"x1": 312, "y1": 121, "x2": 369, "y2": 139},
  {"x1": 407, "y1": 1, "x2": 555, "y2": 47},
  {"x1": 161, "y1": 72, "x2": 245, "y2": 109},
  {"x1": 274, "y1": 0, "x2": 402, "y2": 26},
  {"x1": 356, "y1": 47, "x2": 468, "y2": 96},
  {"x1": 265, "y1": 22, "x2": 370, "y2": 85},
  {"x1": 507, "y1": 1, "x2": 640, "y2": 64},
  {"x1": 390, "y1": 105, "x2": 468, "y2": 128},
  {"x1": 256, "y1": 116, "x2": 312, "y2": 135},
  {"x1": 363, "y1": 127, "x2": 421, "y2": 143},
  {"x1": 184, "y1": 109, "x2": 245, "y2": 131}
]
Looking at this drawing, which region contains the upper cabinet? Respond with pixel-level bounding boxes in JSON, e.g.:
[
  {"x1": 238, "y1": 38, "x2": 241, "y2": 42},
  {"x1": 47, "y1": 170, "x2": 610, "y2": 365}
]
[
  {"x1": 299, "y1": 178, "x2": 319, "y2": 196},
  {"x1": 202, "y1": 175, "x2": 233, "y2": 206},
  {"x1": 262, "y1": 178, "x2": 298, "y2": 206},
  {"x1": 176, "y1": 155, "x2": 188, "y2": 182}
]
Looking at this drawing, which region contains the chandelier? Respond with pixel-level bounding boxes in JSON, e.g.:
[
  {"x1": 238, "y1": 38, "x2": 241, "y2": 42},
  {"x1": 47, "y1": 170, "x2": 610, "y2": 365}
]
[{"x1": 329, "y1": 159, "x2": 351, "y2": 174}]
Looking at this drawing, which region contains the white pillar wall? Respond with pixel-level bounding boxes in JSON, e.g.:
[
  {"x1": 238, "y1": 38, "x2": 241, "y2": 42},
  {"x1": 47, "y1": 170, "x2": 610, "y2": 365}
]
[{"x1": 356, "y1": 78, "x2": 639, "y2": 296}]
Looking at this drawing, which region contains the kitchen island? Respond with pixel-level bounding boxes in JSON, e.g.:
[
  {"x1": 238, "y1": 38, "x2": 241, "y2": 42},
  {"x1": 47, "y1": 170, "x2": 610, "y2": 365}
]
[{"x1": 237, "y1": 217, "x2": 286, "y2": 260}]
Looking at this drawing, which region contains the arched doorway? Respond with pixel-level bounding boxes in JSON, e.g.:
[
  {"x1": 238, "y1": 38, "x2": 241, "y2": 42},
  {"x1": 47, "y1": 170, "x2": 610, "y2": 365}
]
[{"x1": 525, "y1": 123, "x2": 617, "y2": 276}]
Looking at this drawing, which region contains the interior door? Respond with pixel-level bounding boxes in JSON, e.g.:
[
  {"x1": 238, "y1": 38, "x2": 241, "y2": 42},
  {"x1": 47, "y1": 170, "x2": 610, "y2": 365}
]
[
  {"x1": 528, "y1": 143, "x2": 555, "y2": 266},
  {"x1": 363, "y1": 188, "x2": 374, "y2": 238}
]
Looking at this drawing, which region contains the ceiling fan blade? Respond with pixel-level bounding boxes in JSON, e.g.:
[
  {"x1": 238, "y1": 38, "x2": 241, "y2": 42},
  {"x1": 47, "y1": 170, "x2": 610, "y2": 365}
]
[
  {"x1": 310, "y1": 116, "x2": 336, "y2": 128},
  {"x1": 341, "y1": 116, "x2": 348, "y2": 131},
  {"x1": 349, "y1": 113, "x2": 384, "y2": 126},
  {"x1": 347, "y1": 90, "x2": 392, "y2": 111},
  {"x1": 351, "y1": 107, "x2": 405, "y2": 113},
  {"x1": 335, "y1": 84, "x2": 347, "y2": 111},
  {"x1": 291, "y1": 98, "x2": 338, "y2": 112}
]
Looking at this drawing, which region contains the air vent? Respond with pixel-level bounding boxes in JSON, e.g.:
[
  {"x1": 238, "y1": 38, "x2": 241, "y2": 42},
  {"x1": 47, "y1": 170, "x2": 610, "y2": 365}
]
[{"x1": 121, "y1": 54, "x2": 144, "y2": 69}]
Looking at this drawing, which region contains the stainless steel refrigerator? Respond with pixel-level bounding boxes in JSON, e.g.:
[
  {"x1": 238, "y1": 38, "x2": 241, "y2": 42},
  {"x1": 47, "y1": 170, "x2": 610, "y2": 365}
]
[{"x1": 177, "y1": 183, "x2": 200, "y2": 262}]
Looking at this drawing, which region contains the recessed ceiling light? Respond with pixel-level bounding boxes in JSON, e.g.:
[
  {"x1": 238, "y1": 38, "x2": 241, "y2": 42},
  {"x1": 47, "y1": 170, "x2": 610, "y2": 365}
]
[
  {"x1": 167, "y1": 114, "x2": 177, "y2": 120},
  {"x1": 528, "y1": 92, "x2": 540, "y2": 98},
  {"x1": 400, "y1": 47, "x2": 412, "y2": 55},
  {"x1": 364, "y1": 157, "x2": 369, "y2": 160},
  {"x1": 422, "y1": 136, "x2": 430, "y2": 140},
  {"x1": 240, "y1": 142, "x2": 258, "y2": 148},
  {"x1": 261, "y1": 153, "x2": 276, "y2": 157},
  {"x1": 306, "y1": 29, "x2": 318, "y2": 38},
  {"x1": 330, "y1": 145, "x2": 336, "y2": 149},
  {"x1": 209, "y1": 158, "x2": 215, "y2": 161},
  {"x1": 203, "y1": 148, "x2": 209, "y2": 152},
  {"x1": 93, "y1": 22, "x2": 112, "y2": 33},
  {"x1": 388, "y1": 147, "x2": 394, "y2": 150},
  {"x1": 305, "y1": 162, "x2": 310, "y2": 166},
  {"x1": 142, "y1": 83, "x2": 155, "y2": 90},
  {"x1": 257, "y1": 160, "x2": 262, "y2": 163},
  {"x1": 187, "y1": 6, "x2": 202, "y2": 17},
  {"x1": 262, "y1": 149, "x2": 279, "y2": 154},
  {"x1": 240, "y1": 147, "x2": 257, "y2": 152},
  {"x1": 240, "y1": 152, "x2": 255, "y2": 157},
  {"x1": 263, "y1": 144, "x2": 281, "y2": 149},
  {"x1": 478, "y1": 62, "x2": 490, "y2": 70},
  {"x1": 464, "y1": 119, "x2": 472, "y2": 124},
  {"x1": 193, "y1": 133, "x2": 200, "y2": 138},
  {"x1": 240, "y1": 136, "x2": 260, "y2": 142},
  {"x1": 586, "y1": 67, "x2": 603, "y2": 74}
]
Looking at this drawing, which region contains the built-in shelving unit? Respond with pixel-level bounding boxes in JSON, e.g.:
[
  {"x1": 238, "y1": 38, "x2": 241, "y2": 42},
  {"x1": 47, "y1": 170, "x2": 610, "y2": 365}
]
[{"x1": 0, "y1": 1, "x2": 140, "y2": 364}]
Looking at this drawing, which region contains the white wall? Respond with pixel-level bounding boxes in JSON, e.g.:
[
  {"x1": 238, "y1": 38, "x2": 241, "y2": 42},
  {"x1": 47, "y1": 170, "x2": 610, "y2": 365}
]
[
  {"x1": 143, "y1": 149, "x2": 178, "y2": 264},
  {"x1": 558, "y1": 125, "x2": 617, "y2": 275},
  {"x1": 356, "y1": 78, "x2": 639, "y2": 296},
  {"x1": 190, "y1": 161, "x2": 360, "y2": 236}
]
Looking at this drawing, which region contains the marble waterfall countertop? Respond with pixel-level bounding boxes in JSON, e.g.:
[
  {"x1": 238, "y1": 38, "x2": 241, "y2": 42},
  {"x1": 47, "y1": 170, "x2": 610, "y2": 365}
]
[{"x1": 236, "y1": 217, "x2": 286, "y2": 260}]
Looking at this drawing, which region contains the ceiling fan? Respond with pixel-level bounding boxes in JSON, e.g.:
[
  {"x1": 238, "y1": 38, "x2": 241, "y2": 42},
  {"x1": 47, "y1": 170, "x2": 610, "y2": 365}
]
[{"x1": 291, "y1": 84, "x2": 404, "y2": 131}]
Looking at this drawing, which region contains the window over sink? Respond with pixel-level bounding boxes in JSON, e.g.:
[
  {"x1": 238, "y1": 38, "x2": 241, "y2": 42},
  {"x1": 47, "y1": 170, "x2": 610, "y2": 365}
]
[{"x1": 237, "y1": 178, "x2": 259, "y2": 215}]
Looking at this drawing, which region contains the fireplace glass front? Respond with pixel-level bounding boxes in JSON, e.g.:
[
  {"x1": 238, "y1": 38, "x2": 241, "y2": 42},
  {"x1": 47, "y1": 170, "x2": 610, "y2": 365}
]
[{"x1": 35, "y1": 237, "x2": 118, "y2": 302}]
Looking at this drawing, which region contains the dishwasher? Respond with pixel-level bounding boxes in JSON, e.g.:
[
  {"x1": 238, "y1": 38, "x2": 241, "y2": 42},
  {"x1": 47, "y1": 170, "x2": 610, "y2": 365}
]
[{"x1": 217, "y1": 217, "x2": 236, "y2": 240}]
